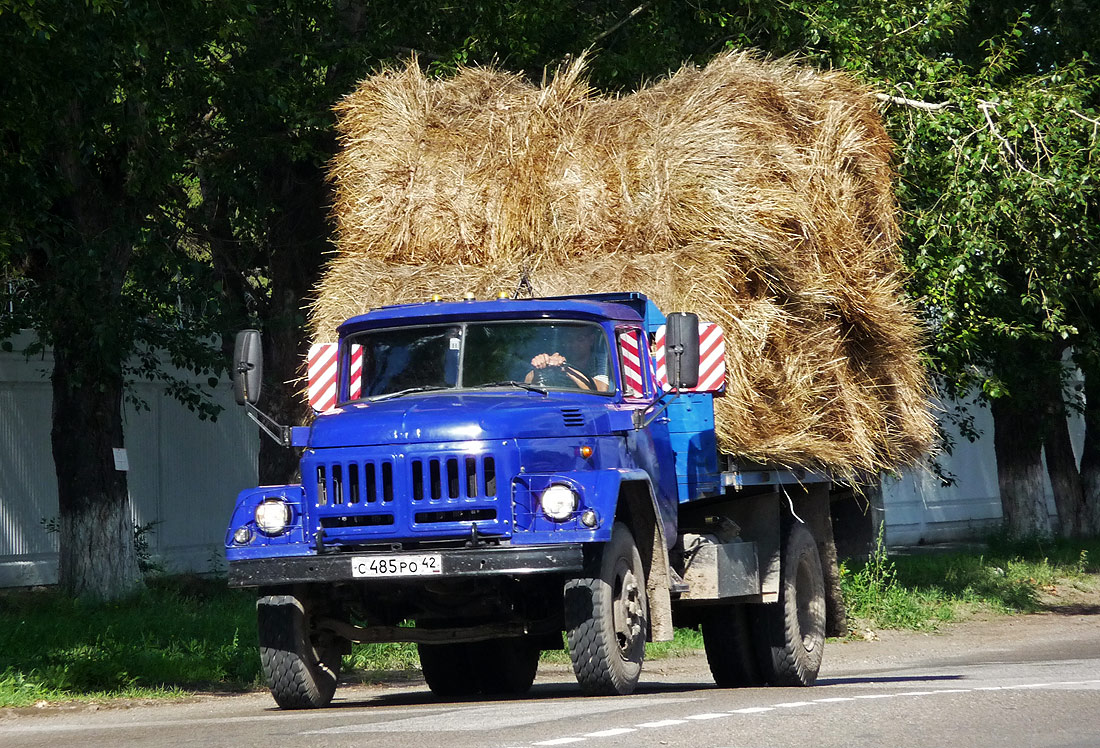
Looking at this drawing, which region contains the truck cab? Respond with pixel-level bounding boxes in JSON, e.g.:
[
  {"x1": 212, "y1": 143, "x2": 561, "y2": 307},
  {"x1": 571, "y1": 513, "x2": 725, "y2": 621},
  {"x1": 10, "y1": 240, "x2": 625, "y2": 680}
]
[{"x1": 226, "y1": 293, "x2": 827, "y2": 708}]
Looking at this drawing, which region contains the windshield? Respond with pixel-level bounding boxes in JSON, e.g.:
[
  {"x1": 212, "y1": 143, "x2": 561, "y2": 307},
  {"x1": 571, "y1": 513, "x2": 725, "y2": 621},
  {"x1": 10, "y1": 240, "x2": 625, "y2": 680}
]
[{"x1": 344, "y1": 320, "x2": 615, "y2": 401}]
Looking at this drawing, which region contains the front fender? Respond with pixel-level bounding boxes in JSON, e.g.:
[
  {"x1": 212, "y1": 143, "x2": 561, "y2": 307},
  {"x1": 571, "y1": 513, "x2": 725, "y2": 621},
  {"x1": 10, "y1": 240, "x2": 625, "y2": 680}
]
[{"x1": 224, "y1": 485, "x2": 310, "y2": 561}]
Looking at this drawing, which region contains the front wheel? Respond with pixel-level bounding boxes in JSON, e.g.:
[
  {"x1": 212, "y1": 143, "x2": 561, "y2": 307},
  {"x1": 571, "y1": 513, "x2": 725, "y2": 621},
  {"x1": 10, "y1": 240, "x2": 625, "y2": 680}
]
[
  {"x1": 257, "y1": 594, "x2": 343, "y2": 709},
  {"x1": 418, "y1": 642, "x2": 478, "y2": 698},
  {"x1": 752, "y1": 522, "x2": 826, "y2": 686},
  {"x1": 565, "y1": 522, "x2": 648, "y2": 695},
  {"x1": 419, "y1": 638, "x2": 541, "y2": 698},
  {"x1": 476, "y1": 638, "x2": 541, "y2": 695}
]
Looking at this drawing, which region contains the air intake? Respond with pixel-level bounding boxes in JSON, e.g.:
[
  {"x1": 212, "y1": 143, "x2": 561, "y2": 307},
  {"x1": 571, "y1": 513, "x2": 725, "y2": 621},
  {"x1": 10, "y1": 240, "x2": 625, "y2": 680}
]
[{"x1": 561, "y1": 407, "x2": 584, "y2": 427}]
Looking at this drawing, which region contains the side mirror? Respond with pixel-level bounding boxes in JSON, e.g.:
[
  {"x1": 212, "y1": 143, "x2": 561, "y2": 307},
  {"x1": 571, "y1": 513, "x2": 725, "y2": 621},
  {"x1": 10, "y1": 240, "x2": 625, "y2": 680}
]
[
  {"x1": 664, "y1": 312, "x2": 699, "y2": 390},
  {"x1": 233, "y1": 329, "x2": 263, "y2": 405}
]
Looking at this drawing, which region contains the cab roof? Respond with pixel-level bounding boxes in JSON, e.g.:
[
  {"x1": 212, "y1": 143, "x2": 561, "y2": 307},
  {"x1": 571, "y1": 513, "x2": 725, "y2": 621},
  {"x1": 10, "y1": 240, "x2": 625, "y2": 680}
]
[{"x1": 337, "y1": 293, "x2": 652, "y2": 336}]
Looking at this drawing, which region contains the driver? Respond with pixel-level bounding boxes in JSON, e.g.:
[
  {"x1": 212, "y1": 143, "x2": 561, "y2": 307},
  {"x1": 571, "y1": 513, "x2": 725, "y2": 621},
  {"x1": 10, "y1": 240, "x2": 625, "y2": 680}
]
[{"x1": 525, "y1": 326, "x2": 610, "y2": 392}]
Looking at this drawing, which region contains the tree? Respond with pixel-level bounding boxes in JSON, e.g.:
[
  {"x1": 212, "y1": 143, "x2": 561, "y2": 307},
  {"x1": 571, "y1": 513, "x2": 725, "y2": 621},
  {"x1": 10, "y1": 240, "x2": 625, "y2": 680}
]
[
  {"x1": 0, "y1": 2, "x2": 224, "y2": 599},
  {"x1": 769, "y1": 0, "x2": 1100, "y2": 537},
  {"x1": 888, "y1": 39, "x2": 1100, "y2": 537}
]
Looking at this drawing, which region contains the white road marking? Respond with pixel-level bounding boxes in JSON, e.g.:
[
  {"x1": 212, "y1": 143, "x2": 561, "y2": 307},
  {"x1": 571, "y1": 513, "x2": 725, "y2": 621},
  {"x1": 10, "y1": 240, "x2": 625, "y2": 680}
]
[
  {"x1": 517, "y1": 678, "x2": 1100, "y2": 746},
  {"x1": 583, "y1": 727, "x2": 637, "y2": 737},
  {"x1": 636, "y1": 719, "x2": 688, "y2": 728},
  {"x1": 533, "y1": 738, "x2": 587, "y2": 746}
]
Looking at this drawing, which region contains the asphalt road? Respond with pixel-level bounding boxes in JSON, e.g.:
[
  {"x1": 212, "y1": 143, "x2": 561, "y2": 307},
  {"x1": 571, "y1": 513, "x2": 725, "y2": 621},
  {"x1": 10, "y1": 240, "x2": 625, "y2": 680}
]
[{"x1": 2, "y1": 610, "x2": 1099, "y2": 748}]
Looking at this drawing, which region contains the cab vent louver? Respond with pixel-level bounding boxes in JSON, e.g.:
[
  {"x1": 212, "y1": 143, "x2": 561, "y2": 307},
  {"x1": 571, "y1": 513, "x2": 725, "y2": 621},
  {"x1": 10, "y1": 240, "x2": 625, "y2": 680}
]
[{"x1": 561, "y1": 408, "x2": 585, "y2": 427}]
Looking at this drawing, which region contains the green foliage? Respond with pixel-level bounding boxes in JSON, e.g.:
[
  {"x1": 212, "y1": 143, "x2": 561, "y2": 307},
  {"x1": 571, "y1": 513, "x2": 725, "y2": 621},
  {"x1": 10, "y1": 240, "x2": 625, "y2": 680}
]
[
  {"x1": 346, "y1": 641, "x2": 421, "y2": 674},
  {"x1": 841, "y1": 531, "x2": 955, "y2": 629}
]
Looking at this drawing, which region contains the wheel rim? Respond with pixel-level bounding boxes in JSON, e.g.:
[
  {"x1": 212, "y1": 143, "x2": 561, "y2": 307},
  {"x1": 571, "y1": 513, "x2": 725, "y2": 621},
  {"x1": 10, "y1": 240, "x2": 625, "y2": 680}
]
[
  {"x1": 612, "y1": 556, "x2": 644, "y2": 657},
  {"x1": 795, "y1": 556, "x2": 819, "y2": 653}
]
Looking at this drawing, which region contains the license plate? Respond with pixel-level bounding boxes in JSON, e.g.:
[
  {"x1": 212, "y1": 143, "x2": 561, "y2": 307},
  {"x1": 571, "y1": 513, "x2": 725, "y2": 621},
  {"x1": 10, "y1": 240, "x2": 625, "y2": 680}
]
[{"x1": 351, "y1": 554, "x2": 443, "y2": 578}]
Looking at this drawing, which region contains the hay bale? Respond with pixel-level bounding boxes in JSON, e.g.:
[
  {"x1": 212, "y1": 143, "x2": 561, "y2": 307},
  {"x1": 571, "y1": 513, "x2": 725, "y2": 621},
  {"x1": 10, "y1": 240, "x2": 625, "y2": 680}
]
[{"x1": 315, "y1": 51, "x2": 935, "y2": 476}]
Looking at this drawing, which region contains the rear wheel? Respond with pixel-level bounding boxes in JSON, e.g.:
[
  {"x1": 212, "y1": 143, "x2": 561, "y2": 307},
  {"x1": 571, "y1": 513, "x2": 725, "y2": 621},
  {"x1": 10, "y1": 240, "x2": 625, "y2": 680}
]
[
  {"x1": 257, "y1": 594, "x2": 343, "y2": 709},
  {"x1": 753, "y1": 522, "x2": 826, "y2": 686},
  {"x1": 565, "y1": 522, "x2": 648, "y2": 695},
  {"x1": 702, "y1": 603, "x2": 762, "y2": 687}
]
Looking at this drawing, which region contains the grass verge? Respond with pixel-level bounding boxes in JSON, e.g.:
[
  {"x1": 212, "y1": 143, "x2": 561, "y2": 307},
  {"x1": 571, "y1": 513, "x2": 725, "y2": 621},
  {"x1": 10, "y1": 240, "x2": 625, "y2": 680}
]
[
  {"x1": 841, "y1": 532, "x2": 1100, "y2": 633},
  {"x1": 0, "y1": 576, "x2": 259, "y2": 707}
]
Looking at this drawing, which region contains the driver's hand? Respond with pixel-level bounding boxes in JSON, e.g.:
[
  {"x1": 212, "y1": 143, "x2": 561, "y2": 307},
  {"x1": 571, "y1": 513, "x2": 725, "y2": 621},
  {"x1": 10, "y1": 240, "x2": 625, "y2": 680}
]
[{"x1": 531, "y1": 352, "x2": 566, "y2": 368}]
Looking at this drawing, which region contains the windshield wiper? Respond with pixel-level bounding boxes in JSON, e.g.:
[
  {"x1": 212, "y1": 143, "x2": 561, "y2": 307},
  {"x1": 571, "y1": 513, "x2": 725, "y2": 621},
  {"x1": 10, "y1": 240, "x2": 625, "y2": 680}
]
[
  {"x1": 481, "y1": 380, "x2": 549, "y2": 395},
  {"x1": 370, "y1": 385, "x2": 451, "y2": 402}
]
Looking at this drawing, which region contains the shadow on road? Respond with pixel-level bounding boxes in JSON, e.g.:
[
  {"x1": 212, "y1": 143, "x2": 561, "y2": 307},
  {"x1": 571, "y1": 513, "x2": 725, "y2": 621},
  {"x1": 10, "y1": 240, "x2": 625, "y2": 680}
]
[
  {"x1": 816, "y1": 674, "x2": 963, "y2": 686},
  {"x1": 316, "y1": 676, "x2": 758, "y2": 711},
  {"x1": 301, "y1": 672, "x2": 967, "y2": 713},
  {"x1": 1037, "y1": 603, "x2": 1100, "y2": 616}
]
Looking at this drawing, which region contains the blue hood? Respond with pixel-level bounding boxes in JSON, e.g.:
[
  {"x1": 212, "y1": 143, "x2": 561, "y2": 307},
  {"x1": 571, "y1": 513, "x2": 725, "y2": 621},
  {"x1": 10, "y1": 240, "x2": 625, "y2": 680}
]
[{"x1": 308, "y1": 392, "x2": 629, "y2": 448}]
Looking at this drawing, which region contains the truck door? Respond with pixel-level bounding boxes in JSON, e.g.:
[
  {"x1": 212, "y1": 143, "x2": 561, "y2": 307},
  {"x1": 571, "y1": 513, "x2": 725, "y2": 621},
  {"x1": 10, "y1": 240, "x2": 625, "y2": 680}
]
[{"x1": 617, "y1": 327, "x2": 678, "y2": 540}]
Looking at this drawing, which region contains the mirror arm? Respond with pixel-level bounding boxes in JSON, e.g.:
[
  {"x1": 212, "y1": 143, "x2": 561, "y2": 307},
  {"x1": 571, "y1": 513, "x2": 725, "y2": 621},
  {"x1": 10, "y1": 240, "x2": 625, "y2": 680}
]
[
  {"x1": 632, "y1": 386, "x2": 681, "y2": 430},
  {"x1": 244, "y1": 402, "x2": 293, "y2": 448}
]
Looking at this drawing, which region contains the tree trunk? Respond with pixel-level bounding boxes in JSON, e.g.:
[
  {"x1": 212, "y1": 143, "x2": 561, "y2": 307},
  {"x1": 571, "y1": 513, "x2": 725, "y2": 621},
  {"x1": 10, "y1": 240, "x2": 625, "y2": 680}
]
[
  {"x1": 257, "y1": 159, "x2": 330, "y2": 485},
  {"x1": 991, "y1": 396, "x2": 1051, "y2": 537},
  {"x1": 52, "y1": 345, "x2": 142, "y2": 599},
  {"x1": 1081, "y1": 369, "x2": 1100, "y2": 536},
  {"x1": 1043, "y1": 370, "x2": 1084, "y2": 537}
]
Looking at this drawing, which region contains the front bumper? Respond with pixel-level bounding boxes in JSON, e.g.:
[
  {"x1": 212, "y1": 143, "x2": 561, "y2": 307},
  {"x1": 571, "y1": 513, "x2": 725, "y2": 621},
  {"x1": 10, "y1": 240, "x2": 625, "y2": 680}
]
[{"x1": 227, "y1": 543, "x2": 584, "y2": 588}]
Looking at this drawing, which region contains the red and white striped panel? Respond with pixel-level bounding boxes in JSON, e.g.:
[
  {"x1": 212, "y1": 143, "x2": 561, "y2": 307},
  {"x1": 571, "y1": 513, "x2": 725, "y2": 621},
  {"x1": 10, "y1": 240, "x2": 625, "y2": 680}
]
[
  {"x1": 618, "y1": 329, "x2": 645, "y2": 398},
  {"x1": 348, "y1": 344, "x2": 362, "y2": 401},
  {"x1": 308, "y1": 343, "x2": 362, "y2": 412},
  {"x1": 653, "y1": 322, "x2": 726, "y2": 393}
]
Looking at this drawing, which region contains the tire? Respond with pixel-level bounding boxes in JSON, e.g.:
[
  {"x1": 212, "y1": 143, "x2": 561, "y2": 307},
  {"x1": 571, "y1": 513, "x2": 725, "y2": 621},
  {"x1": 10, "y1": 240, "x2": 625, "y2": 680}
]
[
  {"x1": 702, "y1": 603, "x2": 762, "y2": 687},
  {"x1": 564, "y1": 521, "x2": 648, "y2": 695},
  {"x1": 257, "y1": 594, "x2": 342, "y2": 709},
  {"x1": 752, "y1": 522, "x2": 826, "y2": 686},
  {"x1": 418, "y1": 642, "x2": 479, "y2": 698},
  {"x1": 474, "y1": 638, "x2": 541, "y2": 695},
  {"x1": 419, "y1": 638, "x2": 540, "y2": 697}
]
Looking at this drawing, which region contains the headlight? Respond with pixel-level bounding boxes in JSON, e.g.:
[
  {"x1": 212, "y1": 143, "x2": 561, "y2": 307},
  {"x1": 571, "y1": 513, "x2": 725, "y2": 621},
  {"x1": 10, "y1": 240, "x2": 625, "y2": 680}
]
[
  {"x1": 255, "y1": 499, "x2": 291, "y2": 535},
  {"x1": 233, "y1": 526, "x2": 253, "y2": 545},
  {"x1": 540, "y1": 484, "x2": 578, "y2": 521}
]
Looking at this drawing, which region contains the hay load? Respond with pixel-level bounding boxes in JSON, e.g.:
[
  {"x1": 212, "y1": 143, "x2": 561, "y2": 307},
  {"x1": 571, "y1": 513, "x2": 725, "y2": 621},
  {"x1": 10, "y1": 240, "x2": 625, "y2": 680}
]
[{"x1": 314, "y1": 51, "x2": 935, "y2": 476}]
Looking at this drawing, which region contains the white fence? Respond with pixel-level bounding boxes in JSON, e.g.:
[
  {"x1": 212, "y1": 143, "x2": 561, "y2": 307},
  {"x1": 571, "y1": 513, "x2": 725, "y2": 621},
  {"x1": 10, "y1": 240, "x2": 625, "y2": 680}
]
[
  {"x1": 884, "y1": 391, "x2": 1085, "y2": 546},
  {"x1": 0, "y1": 335, "x2": 1087, "y2": 586},
  {"x1": 0, "y1": 336, "x2": 259, "y2": 587}
]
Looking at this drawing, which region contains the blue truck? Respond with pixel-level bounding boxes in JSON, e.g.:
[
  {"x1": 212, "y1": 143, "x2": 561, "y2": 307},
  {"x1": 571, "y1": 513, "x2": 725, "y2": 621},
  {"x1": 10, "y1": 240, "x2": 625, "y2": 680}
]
[{"x1": 226, "y1": 292, "x2": 830, "y2": 708}]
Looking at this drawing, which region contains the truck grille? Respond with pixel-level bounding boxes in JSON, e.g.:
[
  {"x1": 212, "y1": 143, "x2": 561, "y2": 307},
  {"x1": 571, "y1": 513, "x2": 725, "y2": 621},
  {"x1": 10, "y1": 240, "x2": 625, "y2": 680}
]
[
  {"x1": 315, "y1": 460, "x2": 395, "y2": 506},
  {"x1": 410, "y1": 455, "x2": 496, "y2": 501},
  {"x1": 302, "y1": 442, "x2": 514, "y2": 543}
]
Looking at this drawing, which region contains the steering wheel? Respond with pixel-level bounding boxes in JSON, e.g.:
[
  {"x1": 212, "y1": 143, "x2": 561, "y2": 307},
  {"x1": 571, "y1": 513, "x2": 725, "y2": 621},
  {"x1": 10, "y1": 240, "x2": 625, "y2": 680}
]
[{"x1": 532, "y1": 364, "x2": 596, "y2": 390}]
